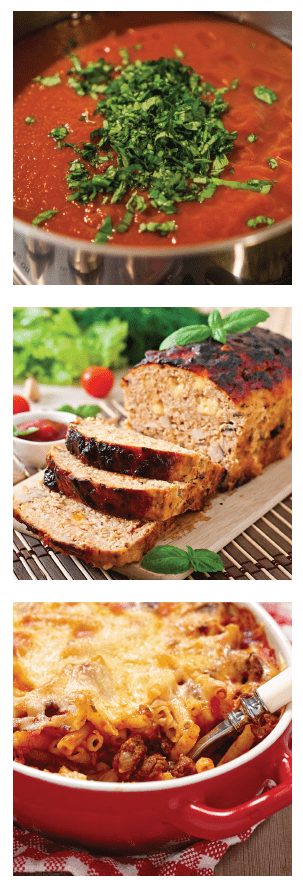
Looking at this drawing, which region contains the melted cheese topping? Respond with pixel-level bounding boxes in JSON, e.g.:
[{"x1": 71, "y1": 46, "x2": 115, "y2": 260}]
[{"x1": 14, "y1": 602, "x2": 279, "y2": 759}]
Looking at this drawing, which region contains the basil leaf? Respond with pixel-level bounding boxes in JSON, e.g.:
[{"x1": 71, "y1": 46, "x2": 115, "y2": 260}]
[
  {"x1": 141, "y1": 546, "x2": 191, "y2": 574},
  {"x1": 25, "y1": 116, "x2": 35, "y2": 124},
  {"x1": 32, "y1": 209, "x2": 58, "y2": 226},
  {"x1": 208, "y1": 310, "x2": 223, "y2": 329},
  {"x1": 57, "y1": 404, "x2": 76, "y2": 414},
  {"x1": 247, "y1": 133, "x2": 258, "y2": 142},
  {"x1": 75, "y1": 405, "x2": 101, "y2": 419},
  {"x1": 13, "y1": 426, "x2": 39, "y2": 438},
  {"x1": 210, "y1": 326, "x2": 226, "y2": 344},
  {"x1": 246, "y1": 217, "x2": 275, "y2": 228},
  {"x1": 253, "y1": 85, "x2": 278, "y2": 105},
  {"x1": 186, "y1": 546, "x2": 224, "y2": 573},
  {"x1": 159, "y1": 324, "x2": 211, "y2": 350},
  {"x1": 222, "y1": 308, "x2": 270, "y2": 332},
  {"x1": 159, "y1": 308, "x2": 270, "y2": 350}
]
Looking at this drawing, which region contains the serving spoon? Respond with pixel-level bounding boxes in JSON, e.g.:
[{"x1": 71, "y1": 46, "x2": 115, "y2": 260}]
[{"x1": 188, "y1": 666, "x2": 292, "y2": 762}]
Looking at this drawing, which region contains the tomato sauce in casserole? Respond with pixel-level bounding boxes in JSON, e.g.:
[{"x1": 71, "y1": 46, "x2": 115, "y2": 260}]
[{"x1": 13, "y1": 18, "x2": 291, "y2": 247}]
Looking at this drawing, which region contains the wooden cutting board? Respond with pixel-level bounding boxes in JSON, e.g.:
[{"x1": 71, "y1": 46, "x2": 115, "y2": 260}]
[{"x1": 13, "y1": 454, "x2": 292, "y2": 580}]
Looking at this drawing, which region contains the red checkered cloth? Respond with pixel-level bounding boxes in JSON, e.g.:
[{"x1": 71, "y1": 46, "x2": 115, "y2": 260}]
[{"x1": 13, "y1": 603, "x2": 291, "y2": 876}]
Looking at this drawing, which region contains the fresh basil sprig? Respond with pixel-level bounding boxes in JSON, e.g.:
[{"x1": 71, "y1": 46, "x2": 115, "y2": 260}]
[
  {"x1": 141, "y1": 545, "x2": 224, "y2": 575},
  {"x1": 159, "y1": 308, "x2": 270, "y2": 350},
  {"x1": 13, "y1": 425, "x2": 39, "y2": 438},
  {"x1": 57, "y1": 404, "x2": 101, "y2": 419}
]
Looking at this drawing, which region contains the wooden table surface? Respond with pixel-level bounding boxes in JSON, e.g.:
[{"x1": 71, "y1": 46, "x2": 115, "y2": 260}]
[{"x1": 215, "y1": 807, "x2": 292, "y2": 875}]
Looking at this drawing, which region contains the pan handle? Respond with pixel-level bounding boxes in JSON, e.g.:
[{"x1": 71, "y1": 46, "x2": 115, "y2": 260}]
[{"x1": 168, "y1": 750, "x2": 291, "y2": 840}]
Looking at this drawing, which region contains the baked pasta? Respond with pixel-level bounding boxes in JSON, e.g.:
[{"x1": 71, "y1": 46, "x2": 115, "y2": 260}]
[{"x1": 13, "y1": 602, "x2": 281, "y2": 782}]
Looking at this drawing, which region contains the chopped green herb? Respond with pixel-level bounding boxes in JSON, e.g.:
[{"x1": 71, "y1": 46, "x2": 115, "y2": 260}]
[
  {"x1": 25, "y1": 116, "x2": 35, "y2": 124},
  {"x1": 247, "y1": 133, "x2": 258, "y2": 142},
  {"x1": 231, "y1": 78, "x2": 239, "y2": 89},
  {"x1": 133, "y1": 44, "x2": 142, "y2": 50},
  {"x1": 118, "y1": 47, "x2": 130, "y2": 66},
  {"x1": 246, "y1": 216, "x2": 275, "y2": 228},
  {"x1": 65, "y1": 56, "x2": 240, "y2": 228},
  {"x1": 44, "y1": 53, "x2": 279, "y2": 239},
  {"x1": 253, "y1": 85, "x2": 278, "y2": 105},
  {"x1": 32, "y1": 73, "x2": 61, "y2": 86},
  {"x1": 32, "y1": 209, "x2": 58, "y2": 226},
  {"x1": 94, "y1": 215, "x2": 112, "y2": 244},
  {"x1": 49, "y1": 125, "x2": 70, "y2": 149},
  {"x1": 139, "y1": 221, "x2": 178, "y2": 235},
  {"x1": 174, "y1": 46, "x2": 184, "y2": 58},
  {"x1": 267, "y1": 157, "x2": 278, "y2": 169}
]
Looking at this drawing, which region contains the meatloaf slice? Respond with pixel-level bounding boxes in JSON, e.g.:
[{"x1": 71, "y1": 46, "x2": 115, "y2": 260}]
[
  {"x1": 121, "y1": 328, "x2": 292, "y2": 490},
  {"x1": 45, "y1": 444, "x2": 222, "y2": 521},
  {"x1": 13, "y1": 484, "x2": 166, "y2": 570},
  {"x1": 66, "y1": 417, "x2": 202, "y2": 482}
]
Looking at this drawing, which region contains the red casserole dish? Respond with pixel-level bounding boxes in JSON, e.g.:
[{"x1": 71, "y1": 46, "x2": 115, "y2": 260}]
[{"x1": 13, "y1": 602, "x2": 291, "y2": 854}]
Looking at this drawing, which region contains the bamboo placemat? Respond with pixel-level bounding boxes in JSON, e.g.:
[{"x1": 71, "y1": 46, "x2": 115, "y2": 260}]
[{"x1": 13, "y1": 493, "x2": 292, "y2": 580}]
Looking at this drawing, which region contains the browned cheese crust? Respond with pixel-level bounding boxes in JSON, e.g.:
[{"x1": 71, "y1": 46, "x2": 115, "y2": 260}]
[
  {"x1": 45, "y1": 443, "x2": 222, "y2": 521},
  {"x1": 13, "y1": 486, "x2": 168, "y2": 570},
  {"x1": 121, "y1": 328, "x2": 292, "y2": 489}
]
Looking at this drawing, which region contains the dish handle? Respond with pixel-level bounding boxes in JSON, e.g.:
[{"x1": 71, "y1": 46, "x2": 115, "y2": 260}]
[{"x1": 168, "y1": 750, "x2": 291, "y2": 840}]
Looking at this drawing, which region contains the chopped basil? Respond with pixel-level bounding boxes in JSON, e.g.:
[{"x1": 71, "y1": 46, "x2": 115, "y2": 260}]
[
  {"x1": 25, "y1": 116, "x2": 35, "y2": 124},
  {"x1": 139, "y1": 221, "x2": 178, "y2": 235},
  {"x1": 133, "y1": 44, "x2": 142, "y2": 50},
  {"x1": 94, "y1": 215, "x2": 112, "y2": 243},
  {"x1": 247, "y1": 133, "x2": 258, "y2": 142},
  {"x1": 40, "y1": 52, "x2": 280, "y2": 239},
  {"x1": 253, "y1": 85, "x2": 278, "y2": 105},
  {"x1": 32, "y1": 209, "x2": 58, "y2": 226},
  {"x1": 49, "y1": 125, "x2": 69, "y2": 149},
  {"x1": 32, "y1": 73, "x2": 61, "y2": 87},
  {"x1": 267, "y1": 157, "x2": 278, "y2": 169},
  {"x1": 118, "y1": 47, "x2": 130, "y2": 66},
  {"x1": 246, "y1": 216, "x2": 275, "y2": 228}
]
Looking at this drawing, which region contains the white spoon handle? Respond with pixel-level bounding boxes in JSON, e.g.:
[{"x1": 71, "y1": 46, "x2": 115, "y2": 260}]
[{"x1": 257, "y1": 666, "x2": 292, "y2": 713}]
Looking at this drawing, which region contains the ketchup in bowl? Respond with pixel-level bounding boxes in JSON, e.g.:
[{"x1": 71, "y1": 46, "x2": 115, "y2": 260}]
[{"x1": 15, "y1": 419, "x2": 68, "y2": 442}]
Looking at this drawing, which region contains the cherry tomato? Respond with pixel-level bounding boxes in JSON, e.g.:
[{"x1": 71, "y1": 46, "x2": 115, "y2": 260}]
[
  {"x1": 13, "y1": 394, "x2": 30, "y2": 414},
  {"x1": 80, "y1": 366, "x2": 114, "y2": 398}
]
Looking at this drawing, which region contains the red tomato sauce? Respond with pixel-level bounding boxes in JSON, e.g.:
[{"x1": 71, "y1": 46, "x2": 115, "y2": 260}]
[{"x1": 13, "y1": 18, "x2": 291, "y2": 247}]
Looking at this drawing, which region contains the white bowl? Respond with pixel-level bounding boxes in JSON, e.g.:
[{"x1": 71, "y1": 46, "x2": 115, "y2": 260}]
[{"x1": 13, "y1": 410, "x2": 76, "y2": 468}]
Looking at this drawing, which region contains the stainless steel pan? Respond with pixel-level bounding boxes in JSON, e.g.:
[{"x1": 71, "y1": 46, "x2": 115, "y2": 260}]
[{"x1": 13, "y1": 11, "x2": 292, "y2": 285}]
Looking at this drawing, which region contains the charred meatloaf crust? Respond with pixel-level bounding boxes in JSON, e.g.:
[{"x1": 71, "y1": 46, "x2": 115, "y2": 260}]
[
  {"x1": 13, "y1": 484, "x2": 169, "y2": 570},
  {"x1": 45, "y1": 443, "x2": 222, "y2": 521},
  {"x1": 66, "y1": 417, "x2": 202, "y2": 482},
  {"x1": 121, "y1": 328, "x2": 292, "y2": 490}
]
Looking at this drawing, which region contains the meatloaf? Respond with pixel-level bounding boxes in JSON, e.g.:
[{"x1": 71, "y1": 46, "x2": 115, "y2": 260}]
[
  {"x1": 66, "y1": 417, "x2": 203, "y2": 482},
  {"x1": 13, "y1": 483, "x2": 168, "y2": 570},
  {"x1": 121, "y1": 328, "x2": 292, "y2": 490},
  {"x1": 45, "y1": 443, "x2": 222, "y2": 521}
]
